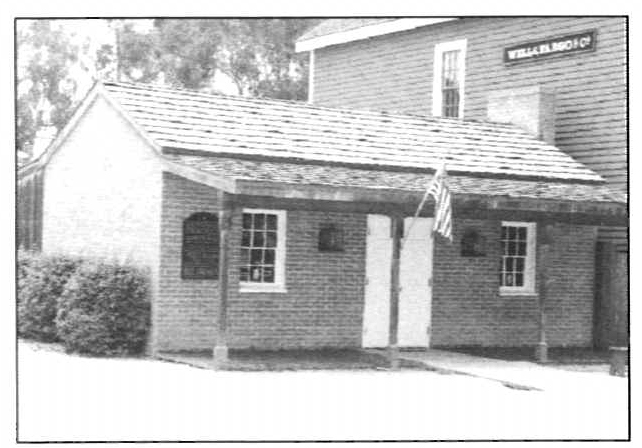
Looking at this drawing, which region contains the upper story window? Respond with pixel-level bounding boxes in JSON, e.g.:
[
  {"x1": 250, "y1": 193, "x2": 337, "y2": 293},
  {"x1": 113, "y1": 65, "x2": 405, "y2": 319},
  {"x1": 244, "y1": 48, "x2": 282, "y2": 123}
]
[
  {"x1": 240, "y1": 209, "x2": 287, "y2": 292},
  {"x1": 432, "y1": 39, "x2": 467, "y2": 119},
  {"x1": 499, "y1": 221, "x2": 537, "y2": 295}
]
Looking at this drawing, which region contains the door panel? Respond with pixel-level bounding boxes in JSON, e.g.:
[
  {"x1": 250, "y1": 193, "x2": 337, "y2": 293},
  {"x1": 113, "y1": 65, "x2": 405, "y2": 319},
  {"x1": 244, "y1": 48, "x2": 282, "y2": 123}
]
[
  {"x1": 398, "y1": 217, "x2": 434, "y2": 347},
  {"x1": 362, "y1": 215, "x2": 392, "y2": 348}
]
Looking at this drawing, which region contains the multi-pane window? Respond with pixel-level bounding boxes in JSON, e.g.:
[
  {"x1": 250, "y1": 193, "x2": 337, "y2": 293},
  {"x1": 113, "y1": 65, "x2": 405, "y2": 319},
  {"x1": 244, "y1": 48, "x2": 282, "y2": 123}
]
[
  {"x1": 432, "y1": 39, "x2": 467, "y2": 119},
  {"x1": 500, "y1": 222, "x2": 536, "y2": 294},
  {"x1": 240, "y1": 210, "x2": 285, "y2": 288},
  {"x1": 441, "y1": 50, "x2": 461, "y2": 118}
]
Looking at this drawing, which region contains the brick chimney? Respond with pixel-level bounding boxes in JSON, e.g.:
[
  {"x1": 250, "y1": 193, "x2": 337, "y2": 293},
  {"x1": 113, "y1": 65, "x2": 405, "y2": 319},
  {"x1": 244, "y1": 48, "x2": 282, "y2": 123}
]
[{"x1": 487, "y1": 85, "x2": 555, "y2": 146}]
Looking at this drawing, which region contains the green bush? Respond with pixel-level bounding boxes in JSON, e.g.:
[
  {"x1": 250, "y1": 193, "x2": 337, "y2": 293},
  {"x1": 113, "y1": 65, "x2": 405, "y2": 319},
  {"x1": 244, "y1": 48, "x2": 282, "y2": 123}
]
[
  {"x1": 56, "y1": 262, "x2": 150, "y2": 356},
  {"x1": 18, "y1": 253, "x2": 81, "y2": 341}
]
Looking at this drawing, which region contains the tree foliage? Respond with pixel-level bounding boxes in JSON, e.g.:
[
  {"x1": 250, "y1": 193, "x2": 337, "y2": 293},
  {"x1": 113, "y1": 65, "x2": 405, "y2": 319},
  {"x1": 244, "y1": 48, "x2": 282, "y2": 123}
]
[
  {"x1": 16, "y1": 18, "x2": 320, "y2": 158},
  {"x1": 17, "y1": 20, "x2": 81, "y2": 157},
  {"x1": 116, "y1": 19, "x2": 318, "y2": 100}
]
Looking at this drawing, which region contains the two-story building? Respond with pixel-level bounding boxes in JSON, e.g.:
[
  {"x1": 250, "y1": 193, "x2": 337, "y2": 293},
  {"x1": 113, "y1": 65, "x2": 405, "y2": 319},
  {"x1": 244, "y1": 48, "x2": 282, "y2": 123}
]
[{"x1": 296, "y1": 17, "x2": 629, "y2": 348}]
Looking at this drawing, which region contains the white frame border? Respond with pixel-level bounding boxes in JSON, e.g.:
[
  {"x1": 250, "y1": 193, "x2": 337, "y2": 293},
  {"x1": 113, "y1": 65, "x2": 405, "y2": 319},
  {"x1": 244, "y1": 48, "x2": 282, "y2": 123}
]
[{"x1": 432, "y1": 38, "x2": 467, "y2": 119}]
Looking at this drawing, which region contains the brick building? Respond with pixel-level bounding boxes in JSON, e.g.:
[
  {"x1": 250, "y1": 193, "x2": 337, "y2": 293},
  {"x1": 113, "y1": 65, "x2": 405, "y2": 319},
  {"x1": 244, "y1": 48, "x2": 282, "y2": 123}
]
[{"x1": 17, "y1": 79, "x2": 626, "y2": 357}]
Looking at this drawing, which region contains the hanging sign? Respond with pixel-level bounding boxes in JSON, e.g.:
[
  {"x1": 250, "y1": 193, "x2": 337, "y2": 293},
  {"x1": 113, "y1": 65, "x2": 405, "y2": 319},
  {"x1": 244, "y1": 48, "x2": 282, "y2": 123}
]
[{"x1": 504, "y1": 30, "x2": 596, "y2": 63}]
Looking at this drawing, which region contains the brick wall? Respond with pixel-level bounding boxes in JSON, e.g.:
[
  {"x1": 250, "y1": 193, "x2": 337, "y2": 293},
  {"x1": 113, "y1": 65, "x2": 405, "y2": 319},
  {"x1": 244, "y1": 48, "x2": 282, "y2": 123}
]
[
  {"x1": 431, "y1": 218, "x2": 597, "y2": 347},
  {"x1": 158, "y1": 173, "x2": 597, "y2": 351},
  {"x1": 157, "y1": 173, "x2": 221, "y2": 350},
  {"x1": 157, "y1": 173, "x2": 367, "y2": 351}
]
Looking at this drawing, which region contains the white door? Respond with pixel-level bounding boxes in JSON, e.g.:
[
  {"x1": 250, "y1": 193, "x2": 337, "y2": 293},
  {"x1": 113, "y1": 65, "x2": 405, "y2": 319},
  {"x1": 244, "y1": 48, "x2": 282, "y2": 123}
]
[
  {"x1": 362, "y1": 215, "x2": 392, "y2": 348},
  {"x1": 398, "y1": 217, "x2": 434, "y2": 347}
]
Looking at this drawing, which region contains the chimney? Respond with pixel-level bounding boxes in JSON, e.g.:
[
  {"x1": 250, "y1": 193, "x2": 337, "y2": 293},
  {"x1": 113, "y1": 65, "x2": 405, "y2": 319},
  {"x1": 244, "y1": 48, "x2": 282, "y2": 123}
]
[{"x1": 487, "y1": 85, "x2": 555, "y2": 146}]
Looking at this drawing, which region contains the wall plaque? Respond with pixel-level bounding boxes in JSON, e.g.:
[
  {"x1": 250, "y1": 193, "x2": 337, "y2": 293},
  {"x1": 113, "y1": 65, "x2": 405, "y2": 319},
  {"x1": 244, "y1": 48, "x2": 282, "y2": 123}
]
[{"x1": 504, "y1": 30, "x2": 596, "y2": 64}]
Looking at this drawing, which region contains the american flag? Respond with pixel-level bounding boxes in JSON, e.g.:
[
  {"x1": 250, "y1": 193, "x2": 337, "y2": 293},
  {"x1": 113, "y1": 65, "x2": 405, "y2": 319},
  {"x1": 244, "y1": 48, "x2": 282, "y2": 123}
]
[{"x1": 427, "y1": 163, "x2": 453, "y2": 242}]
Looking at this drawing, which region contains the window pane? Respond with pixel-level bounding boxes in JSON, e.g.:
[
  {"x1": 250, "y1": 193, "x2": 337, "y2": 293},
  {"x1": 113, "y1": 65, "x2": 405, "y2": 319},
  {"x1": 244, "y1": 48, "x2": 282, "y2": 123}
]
[
  {"x1": 505, "y1": 273, "x2": 514, "y2": 286},
  {"x1": 517, "y1": 227, "x2": 527, "y2": 240},
  {"x1": 508, "y1": 241, "x2": 516, "y2": 255},
  {"x1": 250, "y1": 249, "x2": 263, "y2": 264},
  {"x1": 241, "y1": 248, "x2": 250, "y2": 264},
  {"x1": 266, "y1": 214, "x2": 277, "y2": 230},
  {"x1": 501, "y1": 226, "x2": 508, "y2": 239},
  {"x1": 250, "y1": 266, "x2": 262, "y2": 282},
  {"x1": 240, "y1": 266, "x2": 249, "y2": 281},
  {"x1": 253, "y1": 231, "x2": 265, "y2": 247},
  {"x1": 505, "y1": 257, "x2": 514, "y2": 271},
  {"x1": 516, "y1": 257, "x2": 525, "y2": 272},
  {"x1": 241, "y1": 231, "x2": 251, "y2": 247},
  {"x1": 508, "y1": 227, "x2": 516, "y2": 239},
  {"x1": 255, "y1": 214, "x2": 266, "y2": 229},
  {"x1": 263, "y1": 267, "x2": 275, "y2": 283},
  {"x1": 515, "y1": 273, "x2": 524, "y2": 286},
  {"x1": 242, "y1": 213, "x2": 252, "y2": 229},
  {"x1": 518, "y1": 242, "x2": 527, "y2": 256},
  {"x1": 264, "y1": 249, "x2": 275, "y2": 265},
  {"x1": 266, "y1": 231, "x2": 277, "y2": 248}
]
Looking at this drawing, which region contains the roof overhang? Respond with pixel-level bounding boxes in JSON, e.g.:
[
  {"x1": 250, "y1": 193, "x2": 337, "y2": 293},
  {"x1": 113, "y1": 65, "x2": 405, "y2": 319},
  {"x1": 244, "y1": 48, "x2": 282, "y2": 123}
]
[
  {"x1": 295, "y1": 18, "x2": 457, "y2": 52},
  {"x1": 163, "y1": 170, "x2": 626, "y2": 226}
]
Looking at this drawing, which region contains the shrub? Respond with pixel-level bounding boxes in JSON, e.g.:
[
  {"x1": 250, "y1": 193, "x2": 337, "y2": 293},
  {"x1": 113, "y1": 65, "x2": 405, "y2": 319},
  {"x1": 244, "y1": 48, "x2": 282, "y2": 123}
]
[
  {"x1": 56, "y1": 262, "x2": 150, "y2": 356},
  {"x1": 18, "y1": 253, "x2": 81, "y2": 341},
  {"x1": 17, "y1": 249, "x2": 37, "y2": 295}
]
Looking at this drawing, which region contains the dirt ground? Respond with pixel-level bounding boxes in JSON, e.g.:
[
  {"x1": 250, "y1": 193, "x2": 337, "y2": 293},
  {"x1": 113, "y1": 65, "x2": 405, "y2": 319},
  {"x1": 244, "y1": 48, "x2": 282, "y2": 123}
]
[{"x1": 16, "y1": 340, "x2": 629, "y2": 442}]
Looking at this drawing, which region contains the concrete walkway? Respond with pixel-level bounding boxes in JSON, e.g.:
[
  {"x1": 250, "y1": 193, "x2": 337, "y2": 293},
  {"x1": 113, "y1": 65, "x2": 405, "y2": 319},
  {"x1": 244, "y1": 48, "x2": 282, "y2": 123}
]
[{"x1": 389, "y1": 349, "x2": 625, "y2": 392}]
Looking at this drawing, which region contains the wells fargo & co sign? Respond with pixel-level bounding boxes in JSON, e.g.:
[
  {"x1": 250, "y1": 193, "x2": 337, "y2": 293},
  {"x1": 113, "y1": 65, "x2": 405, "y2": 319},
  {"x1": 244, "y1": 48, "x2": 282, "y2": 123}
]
[{"x1": 504, "y1": 30, "x2": 596, "y2": 63}]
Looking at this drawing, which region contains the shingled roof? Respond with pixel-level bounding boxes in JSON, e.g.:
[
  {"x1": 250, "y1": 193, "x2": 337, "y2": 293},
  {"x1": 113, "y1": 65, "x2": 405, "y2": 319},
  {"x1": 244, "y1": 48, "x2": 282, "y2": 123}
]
[
  {"x1": 298, "y1": 18, "x2": 394, "y2": 41},
  {"x1": 103, "y1": 82, "x2": 603, "y2": 184}
]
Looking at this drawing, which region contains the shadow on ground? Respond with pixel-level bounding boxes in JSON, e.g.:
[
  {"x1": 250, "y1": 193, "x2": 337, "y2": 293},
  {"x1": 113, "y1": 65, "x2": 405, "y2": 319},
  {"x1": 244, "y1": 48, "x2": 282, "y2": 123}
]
[{"x1": 158, "y1": 348, "x2": 442, "y2": 372}]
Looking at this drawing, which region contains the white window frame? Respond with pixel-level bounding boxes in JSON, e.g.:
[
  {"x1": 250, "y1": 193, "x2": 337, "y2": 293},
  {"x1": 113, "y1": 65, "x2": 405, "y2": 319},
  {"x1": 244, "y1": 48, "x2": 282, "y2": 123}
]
[
  {"x1": 432, "y1": 38, "x2": 467, "y2": 119},
  {"x1": 239, "y1": 208, "x2": 287, "y2": 293},
  {"x1": 499, "y1": 221, "x2": 537, "y2": 296}
]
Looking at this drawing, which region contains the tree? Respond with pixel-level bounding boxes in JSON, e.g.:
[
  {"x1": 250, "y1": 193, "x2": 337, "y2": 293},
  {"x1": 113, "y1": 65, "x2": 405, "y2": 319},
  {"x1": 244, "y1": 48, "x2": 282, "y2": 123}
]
[
  {"x1": 116, "y1": 19, "x2": 319, "y2": 100},
  {"x1": 16, "y1": 18, "x2": 321, "y2": 159},
  {"x1": 16, "y1": 20, "x2": 82, "y2": 157}
]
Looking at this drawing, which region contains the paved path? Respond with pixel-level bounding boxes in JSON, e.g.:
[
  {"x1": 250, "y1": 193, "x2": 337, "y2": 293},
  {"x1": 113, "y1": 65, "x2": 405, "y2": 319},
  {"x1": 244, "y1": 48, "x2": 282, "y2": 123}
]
[{"x1": 392, "y1": 349, "x2": 625, "y2": 392}]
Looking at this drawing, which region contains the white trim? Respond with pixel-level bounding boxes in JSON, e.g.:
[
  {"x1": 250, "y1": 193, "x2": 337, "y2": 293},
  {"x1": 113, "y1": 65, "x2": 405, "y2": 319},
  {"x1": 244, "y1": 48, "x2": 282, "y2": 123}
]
[
  {"x1": 499, "y1": 221, "x2": 537, "y2": 296},
  {"x1": 295, "y1": 18, "x2": 457, "y2": 52},
  {"x1": 239, "y1": 208, "x2": 287, "y2": 293},
  {"x1": 308, "y1": 50, "x2": 315, "y2": 104},
  {"x1": 432, "y1": 38, "x2": 467, "y2": 118}
]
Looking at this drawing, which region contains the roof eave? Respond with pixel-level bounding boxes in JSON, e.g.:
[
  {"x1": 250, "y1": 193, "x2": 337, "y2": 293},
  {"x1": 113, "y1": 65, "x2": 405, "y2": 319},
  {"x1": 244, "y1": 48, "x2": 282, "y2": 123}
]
[
  {"x1": 233, "y1": 178, "x2": 627, "y2": 224},
  {"x1": 295, "y1": 18, "x2": 457, "y2": 52}
]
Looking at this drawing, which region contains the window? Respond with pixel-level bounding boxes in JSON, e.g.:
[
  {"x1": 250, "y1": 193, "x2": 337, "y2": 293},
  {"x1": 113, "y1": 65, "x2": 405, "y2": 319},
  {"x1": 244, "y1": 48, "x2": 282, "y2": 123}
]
[
  {"x1": 500, "y1": 222, "x2": 536, "y2": 295},
  {"x1": 432, "y1": 39, "x2": 467, "y2": 118},
  {"x1": 240, "y1": 209, "x2": 286, "y2": 292},
  {"x1": 182, "y1": 212, "x2": 219, "y2": 280}
]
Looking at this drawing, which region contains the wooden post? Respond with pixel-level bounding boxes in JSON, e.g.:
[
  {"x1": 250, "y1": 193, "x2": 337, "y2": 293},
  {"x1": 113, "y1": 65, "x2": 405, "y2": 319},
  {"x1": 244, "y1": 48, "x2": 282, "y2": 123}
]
[
  {"x1": 214, "y1": 193, "x2": 233, "y2": 366},
  {"x1": 388, "y1": 213, "x2": 404, "y2": 368},
  {"x1": 536, "y1": 224, "x2": 553, "y2": 363}
]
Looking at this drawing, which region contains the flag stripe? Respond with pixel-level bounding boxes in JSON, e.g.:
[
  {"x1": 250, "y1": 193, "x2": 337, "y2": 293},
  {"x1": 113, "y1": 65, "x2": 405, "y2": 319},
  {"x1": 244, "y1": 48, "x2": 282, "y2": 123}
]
[{"x1": 427, "y1": 164, "x2": 453, "y2": 242}]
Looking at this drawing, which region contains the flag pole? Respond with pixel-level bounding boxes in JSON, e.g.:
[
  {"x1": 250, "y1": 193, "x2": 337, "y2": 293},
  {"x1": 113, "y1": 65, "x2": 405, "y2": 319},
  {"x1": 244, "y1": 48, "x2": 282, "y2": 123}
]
[{"x1": 403, "y1": 161, "x2": 445, "y2": 247}]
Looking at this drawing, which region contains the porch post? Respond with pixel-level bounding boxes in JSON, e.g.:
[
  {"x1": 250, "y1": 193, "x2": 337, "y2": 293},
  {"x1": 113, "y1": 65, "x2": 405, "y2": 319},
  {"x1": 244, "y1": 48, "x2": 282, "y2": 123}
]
[
  {"x1": 536, "y1": 224, "x2": 553, "y2": 363},
  {"x1": 388, "y1": 213, "x2": 404, "y2": 368},
  {"x1": 214, "y1": 192, "x2": 233, "y2": 365}
]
